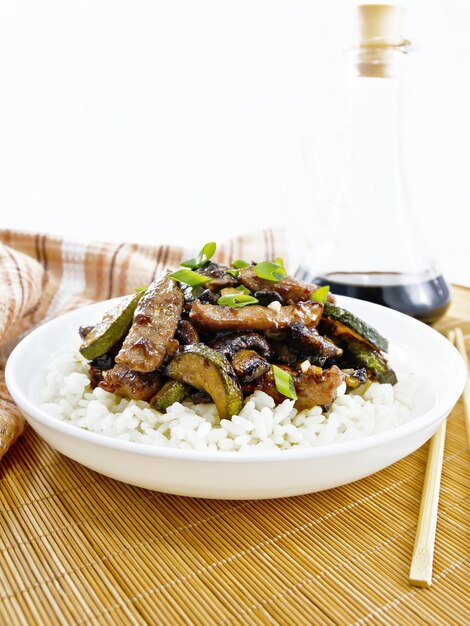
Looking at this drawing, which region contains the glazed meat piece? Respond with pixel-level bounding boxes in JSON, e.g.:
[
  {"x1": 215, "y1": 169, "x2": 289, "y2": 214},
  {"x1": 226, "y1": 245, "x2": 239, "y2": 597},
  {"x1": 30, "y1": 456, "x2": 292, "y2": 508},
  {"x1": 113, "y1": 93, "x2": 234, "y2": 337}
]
[
  {"x1": 99, "y1": 364, "x2": 162, "y2": 401},
  {"x1": 238, "y1": 267, "x2": 335, "y2": 304},
  {"x1": 190, "y1": 300, "x2": 323, "y2": 332},
  {"x1": 231, "y1": 349, "x2": 271, "y2": 383},
  {"x1": 243, "y1": 364, "x2": 344, "y2": 410},
  {"x1": 196, "y1": 262, "x2": 238, "y2": 291},
  {"x1": 294, "y1": 365, "x2": 345, "y2": 410},
  {"x1": 211, "y1": 332, "x2": 271, "y2": 360},
  {"x1": 176, "y1": 319, "x2": 200, "y2": 345},
  {"x1": 115, "y1": 276, "x2": 184, "y2": 372},
  {"x1": 290, "y1": 323, "x2": 343, "y2": 359}
]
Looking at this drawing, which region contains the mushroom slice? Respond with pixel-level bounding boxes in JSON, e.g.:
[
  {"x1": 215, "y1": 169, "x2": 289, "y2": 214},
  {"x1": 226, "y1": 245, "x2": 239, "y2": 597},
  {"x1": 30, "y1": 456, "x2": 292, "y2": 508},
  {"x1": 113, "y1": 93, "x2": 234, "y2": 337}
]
[
  {"x1": 211, "y1": 332, "x2": 271, "y2": 360},
  {"x1": 176, "y1": 319, "x2": 200, "y2": 345},
  {"x1": 290, "y1": 323, "x2": 343, "y2": 359},
  {"x1": 231, "y1": 350, "x2": 271, "y2": 383}
]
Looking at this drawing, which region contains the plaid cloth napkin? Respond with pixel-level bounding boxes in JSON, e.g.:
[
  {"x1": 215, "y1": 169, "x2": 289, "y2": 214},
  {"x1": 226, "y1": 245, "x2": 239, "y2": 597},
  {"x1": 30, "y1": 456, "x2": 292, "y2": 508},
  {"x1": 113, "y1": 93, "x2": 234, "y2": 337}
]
[{"x1": 0, "y1": 228, "x2": 289, "y2": 460}]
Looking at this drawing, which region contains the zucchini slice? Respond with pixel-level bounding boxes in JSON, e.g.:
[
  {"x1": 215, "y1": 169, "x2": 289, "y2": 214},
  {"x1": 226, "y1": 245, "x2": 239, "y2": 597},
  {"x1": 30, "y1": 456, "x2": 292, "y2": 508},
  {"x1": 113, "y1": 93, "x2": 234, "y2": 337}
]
[
  {"x1": 165, "y1": 344, "x2": 243, "y2": 419},
  {"x1": 323, "y1": 303, "x2": 388, "y2": 352},
  {"x1": 151, "y1": 380, "x2": 189, "y2": 411},
  {"x1": 347, "y1": 339, "x2": 397, "y2": 385},
  {"x1": 80, "y1": 291, "x2": 146, "y2": 360}
]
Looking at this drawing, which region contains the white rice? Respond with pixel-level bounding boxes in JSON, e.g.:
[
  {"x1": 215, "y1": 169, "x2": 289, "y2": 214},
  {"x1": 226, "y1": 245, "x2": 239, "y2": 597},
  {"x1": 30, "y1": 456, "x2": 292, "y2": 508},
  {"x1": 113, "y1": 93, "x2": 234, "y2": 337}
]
[{"x1": 41, "y1": 342, "x2": 415, "y2": 452}]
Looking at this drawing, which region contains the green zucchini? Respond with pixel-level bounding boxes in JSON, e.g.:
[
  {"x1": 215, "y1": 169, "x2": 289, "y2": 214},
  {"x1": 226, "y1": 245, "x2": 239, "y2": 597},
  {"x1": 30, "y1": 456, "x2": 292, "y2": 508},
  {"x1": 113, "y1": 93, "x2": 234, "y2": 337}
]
[
  {"x1": 323, "y1": 303, "x2": 388, "y2": 352},
  {"x1": 165, "y1": 344, "x2": 243, "y2": 419},
  {"x1": 151, "y1": 380, "x2": 189, "y2": 411},
  {"x1": 80, "y1": 291, "x2": 146, "y2": 360},
  {"x1": 347, "y1": 339, "x2": 397, "y2": 385}
]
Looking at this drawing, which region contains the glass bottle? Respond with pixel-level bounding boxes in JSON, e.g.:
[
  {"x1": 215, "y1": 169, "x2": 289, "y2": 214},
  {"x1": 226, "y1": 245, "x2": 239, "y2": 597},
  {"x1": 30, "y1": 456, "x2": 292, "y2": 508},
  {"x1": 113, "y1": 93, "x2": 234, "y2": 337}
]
[{"x1": 300, "y1": 3, "x2": 451, "y2": 324}]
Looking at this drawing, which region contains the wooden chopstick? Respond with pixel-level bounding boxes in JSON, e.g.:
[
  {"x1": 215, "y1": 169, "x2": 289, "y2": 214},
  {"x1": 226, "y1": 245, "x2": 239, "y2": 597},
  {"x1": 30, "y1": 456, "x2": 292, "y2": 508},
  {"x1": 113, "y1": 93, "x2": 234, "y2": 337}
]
[
  {"x1": 409, "y1": 329, "x2": 455, "y2": 588},
  {"x1": 453, "y1": 327, "x2": 470, "y2": 450}
]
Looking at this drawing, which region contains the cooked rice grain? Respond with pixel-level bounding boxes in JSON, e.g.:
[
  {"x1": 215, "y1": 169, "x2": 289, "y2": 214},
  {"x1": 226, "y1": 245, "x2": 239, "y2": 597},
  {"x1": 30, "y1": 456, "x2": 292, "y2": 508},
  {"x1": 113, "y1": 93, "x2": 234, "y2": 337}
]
[{"x1": 41, "y1": 343, "x2": 414, "y2": 452}]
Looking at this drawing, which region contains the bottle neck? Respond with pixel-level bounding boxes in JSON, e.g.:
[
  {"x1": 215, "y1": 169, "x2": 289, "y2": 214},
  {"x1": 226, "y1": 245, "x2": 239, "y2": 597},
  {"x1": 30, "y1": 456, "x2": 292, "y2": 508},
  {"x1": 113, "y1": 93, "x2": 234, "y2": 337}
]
[{"x1": 347, "y1": 54, "x2": 406, "y2": 216}]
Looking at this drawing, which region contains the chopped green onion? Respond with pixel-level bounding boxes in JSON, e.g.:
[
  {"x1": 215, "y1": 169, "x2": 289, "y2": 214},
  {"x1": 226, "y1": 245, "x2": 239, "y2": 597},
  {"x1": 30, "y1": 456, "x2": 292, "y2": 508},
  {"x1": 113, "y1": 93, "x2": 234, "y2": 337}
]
[
  {"x1": 180, "y1": 242, "x2": 216, "y2": 270},
  {"x1": 274, "y1": 257, "x2": 285, "y2": 268},
  {"x1": 183, "y1": 284, "x2": 205, "y2": 300},
  {"x1": 227, "y1": 269, "x2": 240, "y2": 277},
  {"x1": 217, "y1": 294, "x2": 259, "y2": 308},
  {"x1": 168, "y1": 269, "x2": 213, "y2": 287},
  {"x1": 254, "y1": 260, "x2": 287, "y2": 282},
  {"x1": 236, "y1": 284, "x2": 250, "y2": 295},
  {"x1": 134, "y1": 285, "x2": 148, "y2": 294},
  {"x1": 272, "y1": 365, "x2": 297, "y2": 401},
  {"x1": 310, "y1": 285, "x2": 330, "y2": 304},
  {"x1": 231, "y1": 259, "x2": 250, "y2": 269}
]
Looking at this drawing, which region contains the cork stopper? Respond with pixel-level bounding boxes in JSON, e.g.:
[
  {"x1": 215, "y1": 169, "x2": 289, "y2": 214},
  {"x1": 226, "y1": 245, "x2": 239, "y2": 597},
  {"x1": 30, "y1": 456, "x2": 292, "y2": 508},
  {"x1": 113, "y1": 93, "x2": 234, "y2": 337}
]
[
  {"x1": 354, "y1": 4, "x2": 408, "y2": 77},
  {"x1": 357, "y1": 4, "x2": 407, "y2": 48}
]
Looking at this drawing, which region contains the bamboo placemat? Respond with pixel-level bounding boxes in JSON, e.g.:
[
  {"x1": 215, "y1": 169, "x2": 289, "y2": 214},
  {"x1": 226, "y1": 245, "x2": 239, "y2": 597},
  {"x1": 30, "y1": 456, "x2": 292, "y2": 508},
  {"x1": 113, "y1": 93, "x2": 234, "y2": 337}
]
[{"x1": 1, "y1": 288, "x2": 469, "y2": 626}]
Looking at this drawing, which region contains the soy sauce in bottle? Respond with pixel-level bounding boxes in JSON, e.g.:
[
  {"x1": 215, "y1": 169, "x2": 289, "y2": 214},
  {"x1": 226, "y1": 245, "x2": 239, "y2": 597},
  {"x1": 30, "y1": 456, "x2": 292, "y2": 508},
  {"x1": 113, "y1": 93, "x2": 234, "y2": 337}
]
[
  {"x1": 300, "y1": 3, "x2": 451, "y2": 324},
  {"x1": 305, "y1": 272, "x2": 450, "y2": 325}
]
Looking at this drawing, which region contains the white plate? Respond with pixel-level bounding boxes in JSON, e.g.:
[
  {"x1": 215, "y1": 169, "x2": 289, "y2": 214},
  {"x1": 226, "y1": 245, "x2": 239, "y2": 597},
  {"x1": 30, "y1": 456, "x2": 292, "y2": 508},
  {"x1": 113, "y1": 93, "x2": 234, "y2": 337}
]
[{"x1": 5, "y1": 296, "x2": 466, "y2": 500}]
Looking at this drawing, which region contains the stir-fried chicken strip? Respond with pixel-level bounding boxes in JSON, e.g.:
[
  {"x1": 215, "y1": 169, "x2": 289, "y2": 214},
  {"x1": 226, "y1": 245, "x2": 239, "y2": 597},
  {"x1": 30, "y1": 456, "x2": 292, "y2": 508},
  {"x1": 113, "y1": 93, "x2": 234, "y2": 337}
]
[
  {"x1": 243, "y1": 364, "x2": 344, "y2": 410},
  {"x1": 99, "y1": 364, "x2": 161, "y2": 401},
  {"x1": 115, "y1": 276, "x2": 184, "y2": 372},
  {"x1": 190, "y1": 300, "x2": 323, "y2": 332},
  {"x1": 294, "y1": 365, "x2": 345, "y2": 410},
  {"x1": 238, "y1": 267, "x2": 335, "y2": 304}
]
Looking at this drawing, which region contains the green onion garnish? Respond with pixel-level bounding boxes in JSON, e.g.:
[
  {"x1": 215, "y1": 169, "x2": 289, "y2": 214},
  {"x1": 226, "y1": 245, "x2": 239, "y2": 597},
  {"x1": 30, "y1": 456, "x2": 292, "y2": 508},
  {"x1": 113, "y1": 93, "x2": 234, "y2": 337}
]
[
  {"x1": 231, "y1": 259, "x2": 250, "y2": 269},
  {"x1": 217, "y1": 294, "x2": 259, "y2": 308},
  {"x1": 272, "y1": 365, "x2": 297, "y2": 401},
  {"x1": 310, "y1": 285, "x2": 330, "y2": 304},
  {"x1": 235, "y1": 284, "x2": 250, "y2": 295},
  {"x1": 135, "y1": 285, "x2": 148, "y2": 294},
  {"x1": 254, "y1": 260, "x2": 287, "y2": 282},
  {"x1": 227, "y1": 269, "x2": 240, "y2": 277},
  {"x1": 274, "y1": 257, "x2": 285, "y2": 267},
  {"x1": 168, "y1": 269, "x2": 213, "y2": 287},
  {"x1": 180, "y1": 242, "x2": 216, "y2": 270}
]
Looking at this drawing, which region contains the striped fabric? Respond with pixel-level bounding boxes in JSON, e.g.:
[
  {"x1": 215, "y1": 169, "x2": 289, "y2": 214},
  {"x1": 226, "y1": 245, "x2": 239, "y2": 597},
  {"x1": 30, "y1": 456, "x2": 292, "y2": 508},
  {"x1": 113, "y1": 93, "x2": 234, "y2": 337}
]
[{"x1": 0, "y1": 228, "x2": 288, "y2": 460}]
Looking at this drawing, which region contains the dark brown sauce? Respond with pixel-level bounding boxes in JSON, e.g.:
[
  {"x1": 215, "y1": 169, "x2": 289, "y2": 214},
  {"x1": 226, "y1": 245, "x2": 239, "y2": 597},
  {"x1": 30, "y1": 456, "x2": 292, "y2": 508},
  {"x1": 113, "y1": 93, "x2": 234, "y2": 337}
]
[
  {"x1": 134, "y1": 313, "x2": 152, "y2": 325},
  {"x1": 295, "y1": 269, "x2": 451, "y2": 325}
]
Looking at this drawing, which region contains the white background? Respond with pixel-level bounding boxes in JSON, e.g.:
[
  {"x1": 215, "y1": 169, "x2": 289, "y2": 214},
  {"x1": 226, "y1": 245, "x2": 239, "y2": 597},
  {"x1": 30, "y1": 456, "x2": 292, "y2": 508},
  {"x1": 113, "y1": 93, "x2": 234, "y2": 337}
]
[{"x1": 0, "y1": 1, "x2": 469, "y2": 284}]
